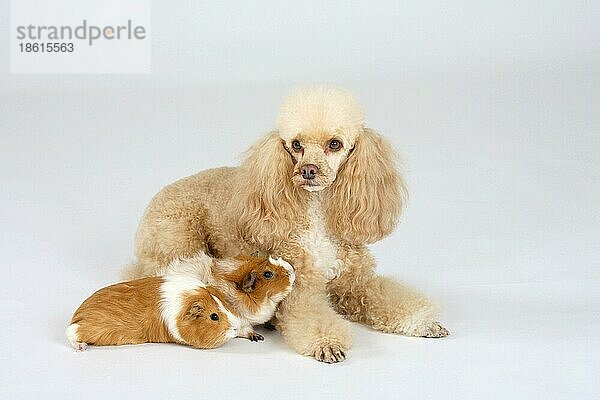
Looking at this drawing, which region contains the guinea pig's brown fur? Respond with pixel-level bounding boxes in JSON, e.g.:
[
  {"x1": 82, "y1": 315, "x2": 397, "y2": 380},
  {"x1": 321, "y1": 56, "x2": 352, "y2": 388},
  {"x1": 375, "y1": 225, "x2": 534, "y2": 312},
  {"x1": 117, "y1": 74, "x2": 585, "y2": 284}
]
[{"x1": 66, "y1": 274, "x2": 241, "y2": 351}]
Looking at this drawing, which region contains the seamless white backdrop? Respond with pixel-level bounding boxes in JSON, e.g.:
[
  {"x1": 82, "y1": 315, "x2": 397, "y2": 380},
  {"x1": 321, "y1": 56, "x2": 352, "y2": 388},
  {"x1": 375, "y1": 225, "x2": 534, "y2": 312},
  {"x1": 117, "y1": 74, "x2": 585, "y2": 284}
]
[{"x1": 1, "y1": 1, "x2": 599, "y2": 399}]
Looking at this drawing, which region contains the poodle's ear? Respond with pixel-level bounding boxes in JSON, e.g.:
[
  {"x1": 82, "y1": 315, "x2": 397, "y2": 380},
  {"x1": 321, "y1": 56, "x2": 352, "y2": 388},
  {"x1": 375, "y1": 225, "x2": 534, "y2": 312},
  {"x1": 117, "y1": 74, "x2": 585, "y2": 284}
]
[
  {"x1": 232, "y1": 132, "x2": 306, "y2": 250},
  {"x1": 324, "y1": 128, "x2": 408, "y2": 244}
]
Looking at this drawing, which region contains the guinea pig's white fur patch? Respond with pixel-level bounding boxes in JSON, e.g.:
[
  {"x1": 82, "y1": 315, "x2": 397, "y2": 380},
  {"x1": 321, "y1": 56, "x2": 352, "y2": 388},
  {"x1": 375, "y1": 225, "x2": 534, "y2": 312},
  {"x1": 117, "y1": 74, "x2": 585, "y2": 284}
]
[
  {"x1": 159, "y1": 251, "x2": 214, "y2": 281},
  {"x1": 65, "y1": 323, "x2": 79, "y2": 343},
  {"x1": 159, "y1": 273, "x2": 207, "y2": 343},
  {"x1": 268, "y1": 256, "x2": 295, "y2": 280}
]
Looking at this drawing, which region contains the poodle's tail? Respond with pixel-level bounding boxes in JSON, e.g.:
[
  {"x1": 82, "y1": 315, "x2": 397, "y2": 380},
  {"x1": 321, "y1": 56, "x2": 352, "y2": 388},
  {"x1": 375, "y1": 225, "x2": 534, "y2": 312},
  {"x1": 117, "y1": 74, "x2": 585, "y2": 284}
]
[
  {"x1": 121, "y1": 258, "x2": 163, "y2": 281},
  {"x1": 121, "y1": 261, "x2": 143, "y2": 281}
]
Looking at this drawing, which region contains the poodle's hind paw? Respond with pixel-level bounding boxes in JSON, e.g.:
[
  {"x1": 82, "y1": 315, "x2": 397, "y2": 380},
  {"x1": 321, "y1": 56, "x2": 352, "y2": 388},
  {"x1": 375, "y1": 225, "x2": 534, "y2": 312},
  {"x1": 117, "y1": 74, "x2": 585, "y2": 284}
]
[
  {"x1": 385, "y1": 308, "x2": 450, "y2": 338},
  {"x1": 403, "y1": 321, "x2": 449, "y2": 338},
  {"x1": 312, "y1": 340, "x2": 347, "y2": 364},
  {"x1": 418, "y1": 321, "x2": 449, "y2": 338}
]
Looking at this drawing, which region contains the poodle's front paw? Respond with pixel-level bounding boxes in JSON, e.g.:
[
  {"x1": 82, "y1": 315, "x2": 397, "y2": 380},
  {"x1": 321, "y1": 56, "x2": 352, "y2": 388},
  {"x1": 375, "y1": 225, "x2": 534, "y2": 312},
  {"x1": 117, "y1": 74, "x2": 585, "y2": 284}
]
[{"x1": 311, "y1": 340, "x2": 347, "y2": 364}]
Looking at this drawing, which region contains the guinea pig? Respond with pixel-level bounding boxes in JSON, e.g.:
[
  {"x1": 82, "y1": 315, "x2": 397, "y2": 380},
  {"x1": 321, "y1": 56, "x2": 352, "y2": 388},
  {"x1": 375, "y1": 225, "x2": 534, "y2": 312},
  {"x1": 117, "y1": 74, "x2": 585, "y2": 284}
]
[
  {"x1": 66, "y1": 273, "x2": 241, "y2": 351},
  {"x1": 163, "y1": 254, "x2": 296, "y2": 341}
]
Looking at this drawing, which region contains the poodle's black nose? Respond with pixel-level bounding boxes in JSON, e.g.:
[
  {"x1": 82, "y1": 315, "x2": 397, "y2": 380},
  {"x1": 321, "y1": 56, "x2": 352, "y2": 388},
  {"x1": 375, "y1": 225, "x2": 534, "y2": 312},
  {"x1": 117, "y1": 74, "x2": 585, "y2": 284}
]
[{"x1": 301, "y1": 164, "x2": 318, "y2": 180}]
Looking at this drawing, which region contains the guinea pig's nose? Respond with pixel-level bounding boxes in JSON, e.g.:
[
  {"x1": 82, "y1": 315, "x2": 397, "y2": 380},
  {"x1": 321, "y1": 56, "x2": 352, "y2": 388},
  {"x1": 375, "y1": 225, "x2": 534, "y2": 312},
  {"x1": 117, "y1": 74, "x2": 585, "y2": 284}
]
[{"x1": 300, "y1": 164, "x2": 318, "y2": 180}]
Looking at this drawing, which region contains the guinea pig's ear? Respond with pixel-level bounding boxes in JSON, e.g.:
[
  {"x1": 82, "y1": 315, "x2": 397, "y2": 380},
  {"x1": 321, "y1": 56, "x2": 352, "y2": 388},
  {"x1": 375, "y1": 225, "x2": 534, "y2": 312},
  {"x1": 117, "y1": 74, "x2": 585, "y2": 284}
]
[
  {"x1": 185, "y1": 302, "x2": 204, "y2": 319},
  {"x1": 239, "y1": 271, "x2": 257, "y2": 293}
]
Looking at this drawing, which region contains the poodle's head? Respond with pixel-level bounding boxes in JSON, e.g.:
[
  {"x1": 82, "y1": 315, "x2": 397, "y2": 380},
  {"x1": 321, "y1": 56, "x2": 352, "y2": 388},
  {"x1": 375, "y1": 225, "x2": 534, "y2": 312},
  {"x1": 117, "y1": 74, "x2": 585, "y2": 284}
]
[
  {"x1": 277, "y1": 87, "x2": 364, "y2": 191},
  {"x1": 234, "y1": 86, "x2": 407, "y2": 246}
]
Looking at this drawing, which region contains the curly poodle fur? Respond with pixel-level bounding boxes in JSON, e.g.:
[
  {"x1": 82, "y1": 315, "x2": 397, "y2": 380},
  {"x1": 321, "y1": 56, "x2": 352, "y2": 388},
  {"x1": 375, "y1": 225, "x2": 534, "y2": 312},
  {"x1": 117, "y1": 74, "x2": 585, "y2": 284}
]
[{"x1": 125, "y1": 86, "x2": 448, "y2": 363}]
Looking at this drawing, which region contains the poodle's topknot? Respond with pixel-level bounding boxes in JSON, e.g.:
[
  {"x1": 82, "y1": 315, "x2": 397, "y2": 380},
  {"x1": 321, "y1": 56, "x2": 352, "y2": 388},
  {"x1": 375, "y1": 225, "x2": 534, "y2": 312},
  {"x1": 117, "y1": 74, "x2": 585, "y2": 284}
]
[{"x1": 277, "y1": 86, "x2": 364, "y2": 140}]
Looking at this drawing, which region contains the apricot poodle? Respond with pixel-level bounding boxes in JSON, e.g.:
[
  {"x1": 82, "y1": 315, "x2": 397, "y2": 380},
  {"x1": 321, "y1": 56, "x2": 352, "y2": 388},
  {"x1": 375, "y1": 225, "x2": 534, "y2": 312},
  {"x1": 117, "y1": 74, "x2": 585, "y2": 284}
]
[{"x1": 125, "y1": 86, "x2": 448, "y2": 363}]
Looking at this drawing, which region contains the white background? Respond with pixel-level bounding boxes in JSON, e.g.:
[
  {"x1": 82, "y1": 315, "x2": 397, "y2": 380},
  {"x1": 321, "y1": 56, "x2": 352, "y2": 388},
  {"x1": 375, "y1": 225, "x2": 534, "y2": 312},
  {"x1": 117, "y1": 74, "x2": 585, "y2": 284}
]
[{"x1": 1, "y1": 1, "x2": 599, "y2": 399}]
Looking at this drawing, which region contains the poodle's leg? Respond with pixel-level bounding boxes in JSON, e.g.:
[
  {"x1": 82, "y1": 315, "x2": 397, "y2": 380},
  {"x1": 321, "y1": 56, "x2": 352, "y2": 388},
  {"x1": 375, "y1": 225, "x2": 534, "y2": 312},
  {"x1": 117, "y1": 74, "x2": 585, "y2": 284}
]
[
  {"x1": 275, "y1": 265, "x2": 352, "y2": 363},
  {"x1": 327, "y1": 246, "x2": 449, "y2": 337}
]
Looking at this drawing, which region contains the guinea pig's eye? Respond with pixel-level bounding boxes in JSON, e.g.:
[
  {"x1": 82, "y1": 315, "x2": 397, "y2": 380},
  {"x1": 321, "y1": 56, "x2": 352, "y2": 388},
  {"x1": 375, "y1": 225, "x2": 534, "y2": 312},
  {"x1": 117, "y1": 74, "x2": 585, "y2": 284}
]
[
  {"x1": 328, "y1": 139, "x2": 342, "y2": 151},
  {"x1": 210, "y1": 313, "x2": 219, "y2": 321},
  {"x1": 291, "y1": 140, "x2": 303, "y2": 152},
  {"x1": 263, "y1": 271, "x2": 274, "y2": 280}
]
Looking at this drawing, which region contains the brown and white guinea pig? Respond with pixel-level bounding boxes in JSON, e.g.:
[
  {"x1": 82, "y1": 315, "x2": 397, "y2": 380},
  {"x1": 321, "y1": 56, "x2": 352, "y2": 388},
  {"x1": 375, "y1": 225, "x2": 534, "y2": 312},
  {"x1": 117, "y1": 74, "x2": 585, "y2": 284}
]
[
  {"x1": 161, "y1": 253, "x2": 296, "y2": 341},
  {"x1": 66, "y1": 273, "x2": 242, "y2": 351}
]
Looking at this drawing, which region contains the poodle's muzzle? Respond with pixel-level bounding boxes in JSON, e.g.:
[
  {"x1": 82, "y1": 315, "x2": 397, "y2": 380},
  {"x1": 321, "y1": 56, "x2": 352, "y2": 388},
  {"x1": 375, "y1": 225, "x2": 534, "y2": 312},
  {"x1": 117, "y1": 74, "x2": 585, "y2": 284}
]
[{"x1": 300, "y1": 164, "x2": 318, "y2": 180}]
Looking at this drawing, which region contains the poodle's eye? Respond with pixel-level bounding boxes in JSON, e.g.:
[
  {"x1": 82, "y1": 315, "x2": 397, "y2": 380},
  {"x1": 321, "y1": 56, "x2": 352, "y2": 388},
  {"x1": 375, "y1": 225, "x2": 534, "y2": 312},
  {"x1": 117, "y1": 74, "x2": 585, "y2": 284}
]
[
  {"x1": 328, "y1": 140, "x2": 342, "y2": 151},
  {"x1": 291, "y1": 140, "x2": 303, "y2": 152},
  {"x1": 263, "y1": 271, "x2": 274, "y2": 280},
  {"x1": 210, "y1": 313, "x2": 219, "y2": 321}
]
